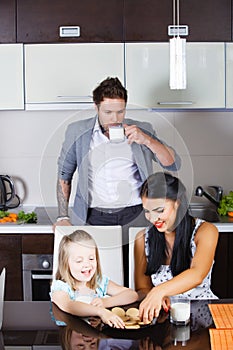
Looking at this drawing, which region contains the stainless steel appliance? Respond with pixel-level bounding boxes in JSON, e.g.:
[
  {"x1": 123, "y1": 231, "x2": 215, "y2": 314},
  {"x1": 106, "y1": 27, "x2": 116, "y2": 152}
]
[
  {"x1": 22, "y1": 254, "x2": 53, "y2": 301},
  {"x1": 0, "y1": 174, "x2": 20, "y2": 210}
]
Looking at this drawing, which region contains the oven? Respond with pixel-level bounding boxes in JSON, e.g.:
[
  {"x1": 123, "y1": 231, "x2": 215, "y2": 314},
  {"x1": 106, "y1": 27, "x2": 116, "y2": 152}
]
[{"x1": 22, "y1": 254, "x2": 53, "y2": 301}]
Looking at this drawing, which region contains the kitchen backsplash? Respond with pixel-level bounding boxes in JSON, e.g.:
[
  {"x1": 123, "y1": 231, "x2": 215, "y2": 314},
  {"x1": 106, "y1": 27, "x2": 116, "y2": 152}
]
[{"x1": 1, "y1": 109, "x2": 233, "y2": 207}]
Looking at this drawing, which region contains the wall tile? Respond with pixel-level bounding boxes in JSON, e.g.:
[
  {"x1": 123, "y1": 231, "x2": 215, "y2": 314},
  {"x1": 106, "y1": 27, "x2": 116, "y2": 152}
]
[
  {"x1": 191, "y1": 155, "x2": 233, "y2": 194},
  {"x1": 1, "y1": 109, "x2": 233, "y2": 205},
  {"x1": 174, "y1": 111, "x2": 233, "y2": 156}
]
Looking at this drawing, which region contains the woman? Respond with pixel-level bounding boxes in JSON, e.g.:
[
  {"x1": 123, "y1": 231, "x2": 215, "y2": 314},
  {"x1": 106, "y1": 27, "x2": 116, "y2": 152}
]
[{"x1": 134, "y1": 172, "x2": 218, "y2": 323}]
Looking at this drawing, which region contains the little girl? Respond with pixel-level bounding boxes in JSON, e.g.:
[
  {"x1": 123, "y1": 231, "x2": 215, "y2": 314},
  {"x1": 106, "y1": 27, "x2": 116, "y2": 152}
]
[{"x1": 50, "y1": 229, "x2": 138, "y2": 328}]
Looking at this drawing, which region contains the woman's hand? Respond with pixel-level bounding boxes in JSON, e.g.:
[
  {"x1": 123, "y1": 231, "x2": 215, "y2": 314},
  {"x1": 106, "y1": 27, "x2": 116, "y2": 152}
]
[
  {"x1": 99, "y1": 308, "x2": 125, "y2": 329},
  {"x1": 90, "y1": 297, "x2": 104, "y2": 308},
  {"x1": 139, "y1": 288, "x2": 168, "y2": 323}
]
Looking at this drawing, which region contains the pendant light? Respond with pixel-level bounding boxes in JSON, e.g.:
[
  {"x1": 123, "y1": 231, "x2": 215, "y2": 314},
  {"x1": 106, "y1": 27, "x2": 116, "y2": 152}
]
[{"x1": 169, "y1": 0, "x2": 187, "y2": 90}]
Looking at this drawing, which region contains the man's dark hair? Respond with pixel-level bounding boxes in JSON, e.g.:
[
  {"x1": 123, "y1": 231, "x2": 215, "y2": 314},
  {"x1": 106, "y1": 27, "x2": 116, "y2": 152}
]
[{"x1": 92, "y1": 77, "x2": 128, "y2": 105}]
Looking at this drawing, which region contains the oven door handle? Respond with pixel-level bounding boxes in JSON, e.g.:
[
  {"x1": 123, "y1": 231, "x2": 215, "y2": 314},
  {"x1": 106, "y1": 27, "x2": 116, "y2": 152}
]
[{"x1": 31, "y1": 274, "x2": 52, "y2": 280}]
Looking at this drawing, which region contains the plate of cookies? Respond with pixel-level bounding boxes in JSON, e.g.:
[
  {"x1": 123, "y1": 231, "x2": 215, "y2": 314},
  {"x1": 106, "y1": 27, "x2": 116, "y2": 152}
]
[{"x1": 110, "y1": 306, "x2": 156, "y2": 330}]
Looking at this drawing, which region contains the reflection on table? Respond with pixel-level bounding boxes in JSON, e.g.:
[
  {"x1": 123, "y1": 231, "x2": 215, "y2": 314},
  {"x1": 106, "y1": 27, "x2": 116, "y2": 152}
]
[
  {"x1": 1, "y1": 299, "x2": 233, "y2": 349},
  {"x1": 51, "y1": 299, "x2": 216, "y2": 349}
]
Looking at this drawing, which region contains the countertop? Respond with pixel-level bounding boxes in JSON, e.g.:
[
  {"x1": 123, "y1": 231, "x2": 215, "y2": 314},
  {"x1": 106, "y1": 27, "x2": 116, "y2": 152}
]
[
  {"x1": 0, "y1": 205, "x2": 233, "y2": 233},
  {"x1": 0, "y1": 206, "x2": 58, "y2": 234},
  {"x1": 1, "y1": 299, "x2": 233, "y2": 349}
]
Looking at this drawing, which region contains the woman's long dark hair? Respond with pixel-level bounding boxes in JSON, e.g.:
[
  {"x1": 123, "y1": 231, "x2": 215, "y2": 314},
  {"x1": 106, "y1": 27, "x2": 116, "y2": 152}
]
[{"x1": 140, "y1": 172, "x2": 195, "y2": 277}]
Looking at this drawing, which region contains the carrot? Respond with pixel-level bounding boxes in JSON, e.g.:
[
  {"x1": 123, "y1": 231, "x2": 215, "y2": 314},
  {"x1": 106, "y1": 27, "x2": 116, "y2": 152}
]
[
  {"x1": 4, "y1": 217, "x2": 11, "y2": 222},
  {"x1": 0, "y1": 212, "x2": 18, "y2": 223},
  {"x1": 8, "y1": 213, "x2": 18, "y2": 219}
]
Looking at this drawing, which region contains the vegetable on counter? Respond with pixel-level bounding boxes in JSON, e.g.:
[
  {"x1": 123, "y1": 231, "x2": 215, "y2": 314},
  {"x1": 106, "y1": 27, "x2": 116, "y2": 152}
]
[
  {"x1": 0, "y1": 210, "x2": 37, "y2": 224},
  {"x1": 0, "y1": 211, "x2": 18, "y2": 223},
  {"x1": 218, "y1": 191, "x2": 233, "y2": 216}
]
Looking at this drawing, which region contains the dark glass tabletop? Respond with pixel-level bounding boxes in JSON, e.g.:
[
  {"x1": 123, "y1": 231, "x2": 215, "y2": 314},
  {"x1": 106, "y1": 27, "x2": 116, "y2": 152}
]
[{"x1": 1, "y1": 299, "x2": 233, "y2": 349}]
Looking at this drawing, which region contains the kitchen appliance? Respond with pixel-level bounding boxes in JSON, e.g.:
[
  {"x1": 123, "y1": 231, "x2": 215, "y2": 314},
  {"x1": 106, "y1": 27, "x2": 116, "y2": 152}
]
[
  {"x1": 0, "y1": 175, "x2": 20, "y2": 210},
  {"x1": 22, "y1": 254, "x2": 53, "y2": 301}
]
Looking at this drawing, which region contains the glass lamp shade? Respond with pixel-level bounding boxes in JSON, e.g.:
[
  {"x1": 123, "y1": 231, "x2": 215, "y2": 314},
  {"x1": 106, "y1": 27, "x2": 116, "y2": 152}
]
[{"x1": 169, "y1": 37, "x2": 187, "y2": 90}]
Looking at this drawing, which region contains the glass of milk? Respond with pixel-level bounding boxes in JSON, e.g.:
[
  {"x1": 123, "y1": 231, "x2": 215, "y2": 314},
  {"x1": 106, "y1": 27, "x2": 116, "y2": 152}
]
[
  {"x1": 75, "y1": 290, "x2": 97, "y2": 304},
  {"x1": 170, "y1": 296, "x2": 190, "y2": 326}
]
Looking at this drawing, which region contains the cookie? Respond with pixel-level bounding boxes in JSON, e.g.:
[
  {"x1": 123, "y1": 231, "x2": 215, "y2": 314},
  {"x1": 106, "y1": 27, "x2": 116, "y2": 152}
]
[
  {"x1": 138, "y1": 320, "x2": 151, "y2": 326},
  {"x1": 124, "y1": 319, "x2": 138, "y2": 326},
  {"x1": 125, "y1": 324, "x2": 140, "y2": 329},
  {"x1": 121, "y1": 315, "x2": 130, "y2": 322},
  {"x1": 111, "y1": 307, "x2": 125, "y2": 318},
  {"x1": 125, "y1": 307, "x2": 140, "y2": 318}
]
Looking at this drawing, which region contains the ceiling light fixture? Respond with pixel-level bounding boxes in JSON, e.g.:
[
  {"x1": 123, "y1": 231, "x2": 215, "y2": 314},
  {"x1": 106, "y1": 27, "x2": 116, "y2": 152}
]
[{"x1": 169, "y1": 0, "x2": 188, "y2": 90}]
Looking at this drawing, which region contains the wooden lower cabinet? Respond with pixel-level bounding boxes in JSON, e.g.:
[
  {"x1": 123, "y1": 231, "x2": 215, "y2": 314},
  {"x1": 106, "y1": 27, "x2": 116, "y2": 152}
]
[
  {"x1": 0, "y1": 235, "x2": 22, "y2": 301},
  {"x1": 22, "y1": 234, "x2": 54, "y2": 254},
  {"x1": 0, "y1": 233, "x2": 54, "y2": 300},
  {"x1": 211, "y1": 232, "x2": 233, "y2": 298}
]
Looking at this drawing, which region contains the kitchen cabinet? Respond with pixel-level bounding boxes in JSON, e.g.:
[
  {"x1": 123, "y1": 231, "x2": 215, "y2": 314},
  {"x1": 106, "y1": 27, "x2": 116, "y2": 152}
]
[
  {"x1": 211, "y1": 232, "x2": 233, "y2": 298},
  {"x1": 24, "y1": 43, "x2": 125, "y2": 110},
  {"x1": 226, "y1": 43, "x2": 233, "y2": 108},
  {"x1": 124, "y1": 0, "x2": 231, "y2": 42},
  {"x1": 0, "y1": 235, "x2": 22, "y2": 301},
  {"x1": 22, "y1": 234, "x2": 54, "y2": 254},
  {"x1": 0, "y1": 44, "x2": 24, "y2": 110},
  {"x1": 17, "y1": 0, "x2": 124, "y2": 43},
  {"x1": 125, "y1": 42, "x2": 225, "y2": 109},
  {"x1": 16, "y1": 0, "x2": 231, "y2": 43},
  {"x1": 0, "y1": 0, "x2": 16, "y2": 43},
  {"x1": 0, "y1": 233, "x2": 53, "y2": 301}
]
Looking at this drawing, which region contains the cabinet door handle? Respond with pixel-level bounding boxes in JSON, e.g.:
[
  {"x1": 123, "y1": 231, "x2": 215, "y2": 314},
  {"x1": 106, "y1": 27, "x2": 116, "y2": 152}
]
[
  {"x1": 32, "y1": 274, "x2": 52, "y2": 280},
  {"x1": 157, "y1": 101, "x2": 193, "y2": 105},
  {"x1": 57, "y1": 95, "x2": 92, "y2": 100}
]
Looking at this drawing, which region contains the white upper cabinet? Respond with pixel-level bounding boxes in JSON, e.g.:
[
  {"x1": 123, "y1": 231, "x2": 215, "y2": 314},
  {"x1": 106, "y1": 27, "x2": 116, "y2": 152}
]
[
  {"x1": 0, "y1": 44, "x2": 24, "y2": 110},
  {"x1": 125, "y1": 42, "x2": 225, "y2": 109},
  {"x1": 24, "y1": 43, "x2": 124, "y2": 110},
  {"x1": 226, "y1": 43, "x2": 233, "y2": 109}
]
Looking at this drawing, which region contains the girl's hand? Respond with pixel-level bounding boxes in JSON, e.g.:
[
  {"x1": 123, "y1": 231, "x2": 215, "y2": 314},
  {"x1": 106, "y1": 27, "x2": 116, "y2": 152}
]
[
  {"x1": 88, "y1": 316, "x2": 102, "y2": 328},
  {"x1": 99, "y1": 309, "x2": 125, "y2": 329},
  {"x1": 90, "y1": 297, "x2": 104, "y2": 308}
]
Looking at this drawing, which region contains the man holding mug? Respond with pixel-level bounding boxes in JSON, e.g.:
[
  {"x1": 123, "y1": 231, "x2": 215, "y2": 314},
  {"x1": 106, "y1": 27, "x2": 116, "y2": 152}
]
[{"x1": 54, "y1": 77, "x2": 181, "y2": 285}]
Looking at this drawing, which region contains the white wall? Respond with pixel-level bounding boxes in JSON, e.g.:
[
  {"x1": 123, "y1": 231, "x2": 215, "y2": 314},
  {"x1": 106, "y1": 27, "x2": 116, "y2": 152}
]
[{"x1": 1, "y1": 109, "x2": 233, "y2": 207}]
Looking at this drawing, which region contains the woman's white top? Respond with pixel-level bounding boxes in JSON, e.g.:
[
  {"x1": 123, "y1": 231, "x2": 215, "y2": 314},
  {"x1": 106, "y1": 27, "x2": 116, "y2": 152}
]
[{"x1": 145, "y1": 218, "x2": 218, "y2": 299}]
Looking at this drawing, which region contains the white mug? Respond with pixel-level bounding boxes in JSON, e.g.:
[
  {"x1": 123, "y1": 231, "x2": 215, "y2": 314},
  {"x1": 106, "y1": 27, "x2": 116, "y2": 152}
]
[{"x1": 109, "y1": 123, "x2": 125, "y2": 143}]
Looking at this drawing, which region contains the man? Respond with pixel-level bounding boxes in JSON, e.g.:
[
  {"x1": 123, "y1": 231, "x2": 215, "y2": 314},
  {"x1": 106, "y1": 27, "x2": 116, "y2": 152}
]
[{"x1": 54, "y1": 77, "x2": 181, "y2": 285}]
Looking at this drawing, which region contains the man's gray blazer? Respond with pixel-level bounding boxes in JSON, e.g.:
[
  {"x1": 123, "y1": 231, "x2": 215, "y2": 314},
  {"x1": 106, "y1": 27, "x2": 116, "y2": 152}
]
[{"x1": 58, "y1": 116, "x2": 181, "y2": 224}]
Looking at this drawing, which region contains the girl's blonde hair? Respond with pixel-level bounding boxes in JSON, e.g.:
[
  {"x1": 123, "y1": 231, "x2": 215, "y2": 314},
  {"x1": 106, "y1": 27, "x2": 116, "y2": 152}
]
[{"x1": 55, "y1": 230, "x2": 102, "y2": 290}]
